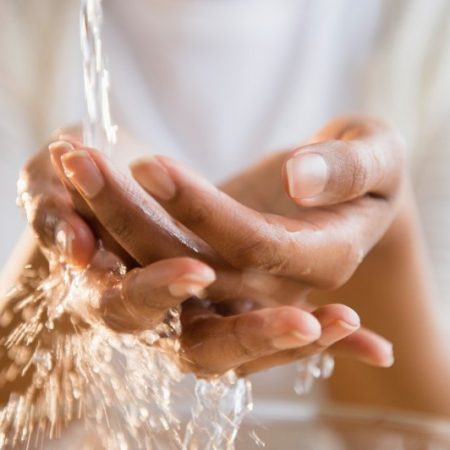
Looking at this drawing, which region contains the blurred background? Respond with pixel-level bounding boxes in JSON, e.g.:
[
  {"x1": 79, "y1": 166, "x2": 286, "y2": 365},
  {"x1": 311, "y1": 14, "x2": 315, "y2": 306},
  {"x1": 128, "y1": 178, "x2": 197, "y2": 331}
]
[{"x1": 0, "y1": 1, "x2": 449, "y2": 445}]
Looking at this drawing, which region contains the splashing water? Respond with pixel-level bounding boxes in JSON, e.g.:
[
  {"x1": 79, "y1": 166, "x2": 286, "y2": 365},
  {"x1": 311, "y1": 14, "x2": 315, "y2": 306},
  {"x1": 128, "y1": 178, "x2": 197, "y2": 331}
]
[
  {"x1": 294, "y1": 353, "x2": 335, "y2": 396},
  {"x1": 80, "y1": 0, "x2": 253, "y2": 447},
  {"x1": 0, "y1": 1, "x2": 333, "y2": 448},
  {"x1": 0, "y1": 254, "x2": 187, "y2": 449},
  {"x1": 183, "y1": 373, "x2": 252, "y2": 450},
  {"x1": 0, "y1": 0, "x2": 251, "y2": 448}
]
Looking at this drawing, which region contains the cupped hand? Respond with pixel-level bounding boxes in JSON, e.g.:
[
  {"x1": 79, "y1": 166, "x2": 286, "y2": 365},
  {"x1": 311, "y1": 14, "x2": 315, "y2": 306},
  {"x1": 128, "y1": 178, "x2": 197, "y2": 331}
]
[
  {"x1": 18, "y1": 134, "x2": 345, "y2": 377},
  {"x1": 131, "y1": 116, "x2": 405, "y2": 291},
  {"x1": 41, "y1": 116, "x2": 397, "y2": 373},
  {"x1": 179, "y1": 300, "x2": 392, "y2": 376}
]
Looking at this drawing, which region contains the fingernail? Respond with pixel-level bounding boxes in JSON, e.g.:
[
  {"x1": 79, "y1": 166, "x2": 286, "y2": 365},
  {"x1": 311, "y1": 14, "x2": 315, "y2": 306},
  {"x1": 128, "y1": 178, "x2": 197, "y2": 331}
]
[
  {"x1": 379, "y1": 342, "x2": 395, "y2": 367},
  {"x1": 61, "y1": 150, "x2": 104, "y2": 198},
  {"x1": 380, "y1": 352, "x2": 395, "y2": 368},
  {"x1": 130, "y1": 157, "x2": 177, "y2": 201},
  {"x1": 49, "y1": 140, "x2": 74, "y2": 154},
  {"x1": 168, "y1": 274, "x2": 214, "y2": 298},
  {"x1": 272, "y1": 331, "x2": 316, "y2": 350},
  {"x1": 318, "y1": 319, "x2": 359, "y2": 347},
  {"x1": 58, "y1": 134, "x2": 83, "y2": 146},
  {"x1": 55, "y1": 221, "x2": 74, "y2": 260},
  {"x1": 49, "y1": 141, "x2": 74, "y2": 181},
  {"x1": 286, "y1": 153, "x2": 328, "y2": 199}
]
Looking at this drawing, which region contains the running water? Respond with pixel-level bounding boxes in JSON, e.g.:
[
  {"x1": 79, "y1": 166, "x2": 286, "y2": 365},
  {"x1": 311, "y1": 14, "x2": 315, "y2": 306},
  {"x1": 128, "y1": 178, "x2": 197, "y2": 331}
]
[
  {"x1": 79, "y1": 1, "x2": 253, "y2": 448},
  {"x1": 81, "y1": 0, "x2": 116, "y2": 155},
  {"x1": 0, "y1": 1, "x2": 332, "y2": 448},
  {"x1": 0, "y1": 1, "x2": 250, "y2": 449},
  {"x1": 294, "y1": 353, "x2": 335, "y2": 396}
]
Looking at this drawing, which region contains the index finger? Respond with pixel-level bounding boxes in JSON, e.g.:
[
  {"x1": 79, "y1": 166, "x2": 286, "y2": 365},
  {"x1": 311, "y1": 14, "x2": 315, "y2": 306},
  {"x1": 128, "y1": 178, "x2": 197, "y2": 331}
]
[
  {"x1": 131, "y1": 155, "x2": 389, "y2": 289},
  {"x1": 49, "y1": 142, "x2": 215, "y2": 266}
]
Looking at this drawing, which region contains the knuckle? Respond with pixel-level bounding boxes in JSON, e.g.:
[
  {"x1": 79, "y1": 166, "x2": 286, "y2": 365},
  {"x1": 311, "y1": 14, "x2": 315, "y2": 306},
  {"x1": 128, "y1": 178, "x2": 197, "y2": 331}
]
[
  {"x1": 104, "y1": 209, "x2": 134, "y2": 241},
  {"x1": 181, "y1": 197, "x2": 211, "y2": 229},
  {"x1": 232, "y1": 232, "x2": 286, "y2": 274},
  {"x1": 341, "y1": 144, "x2": 369, "y2": 196}
]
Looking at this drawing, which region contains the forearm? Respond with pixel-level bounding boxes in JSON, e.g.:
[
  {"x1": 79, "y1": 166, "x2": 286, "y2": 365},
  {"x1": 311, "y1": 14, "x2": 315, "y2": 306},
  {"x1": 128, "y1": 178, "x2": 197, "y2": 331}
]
[{"x1": 313, "y1": 182, "x2": 450, "y2": 415}]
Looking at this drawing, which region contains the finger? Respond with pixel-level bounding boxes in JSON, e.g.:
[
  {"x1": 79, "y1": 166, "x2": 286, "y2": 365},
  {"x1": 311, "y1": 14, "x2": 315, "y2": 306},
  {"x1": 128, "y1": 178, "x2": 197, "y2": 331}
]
[
  {"x1": 99, "y1": 257, "x2": 216, "y2": 333},
  {"x1": 17, "y1": 145, "x2": 96, "y2": 267},
  {"x1": 49, "y1": 141, "x2": 106, "y2": 224},
  {"x1": 180, "y1": 305, "x2": 321, "y2": 375},
  {"x1": 131, "y1": 156, "x2": 295, "y2": 275},
  {"x1": 282, "y1": 117, "x2": 405, "y2": 207},
  {"x1": 53, "y1": 213, "x2": 96, "y2": 267},
  {"x1": 236, "y1": 304, "x2": 360, "y2": 375},
  {"x1": 49, "y1": 142, "x2": 257, "y2": 302},
  {"x1": 50, "y1": 141, "x2": 146, "y2": 266},
  {"x1": 21, "y1": 181, "x2": 96, "y2": 267},
  {"x1": 131, "y1": 156, "x2": 390, "y2": 290},
  {"x1": 50, "y1": 143, "x2": 216, "y2": 266},
  {"x1": 49, "y1": 141, "x2": 101, "y2": 234},
  {"x1": 331, "y1": 327, "x2": 394, "y2": 367}
]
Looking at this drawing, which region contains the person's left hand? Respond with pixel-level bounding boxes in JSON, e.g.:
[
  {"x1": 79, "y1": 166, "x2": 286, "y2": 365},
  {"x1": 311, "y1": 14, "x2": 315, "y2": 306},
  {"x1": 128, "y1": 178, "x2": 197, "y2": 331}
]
[
  {"x1": 131, "y1": 116, "x2": 404, "y2": 293},
  {"x1": 129, "y1": 116, "x2": 403, "y2": 374}
]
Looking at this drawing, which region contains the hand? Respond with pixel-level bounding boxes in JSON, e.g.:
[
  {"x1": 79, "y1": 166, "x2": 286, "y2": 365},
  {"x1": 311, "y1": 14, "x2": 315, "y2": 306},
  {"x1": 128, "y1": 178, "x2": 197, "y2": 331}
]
[
  {"x1": 131, "y1": 116, "x2": 404, "y2": 291},
  {"x1": 42, "y1": 140, "x2": 374, "y2": 376},
  {"x1": 14, "y1": 144, "x2": 365, "y2": 376},
  {"x1": 17, "y1": 130, "x2": 222, "y2": 343},
  {"x1": 43, "y1": 116, "x2": 397, "y2": 374},
  {"x1": 129, "y1": 115, "x2": 403, "y2": 372},
  {"x1": 179, "y1": 299, "x2": 388, "y2": 376}
]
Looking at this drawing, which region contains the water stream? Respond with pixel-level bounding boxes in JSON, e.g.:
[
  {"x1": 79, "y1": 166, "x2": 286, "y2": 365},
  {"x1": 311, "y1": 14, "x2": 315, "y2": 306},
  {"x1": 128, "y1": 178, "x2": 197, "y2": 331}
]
[
  {"x1": 0, "y1": 1, "x2": 251, "y2": 448},
  {"x1": 0, "y1": 1, "x2": 331, "y2": 448}
]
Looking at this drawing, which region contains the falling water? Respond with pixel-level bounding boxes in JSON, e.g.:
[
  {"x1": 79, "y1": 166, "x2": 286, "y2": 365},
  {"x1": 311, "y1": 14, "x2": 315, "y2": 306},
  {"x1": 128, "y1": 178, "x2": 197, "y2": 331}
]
[
  {"x1": 79, "y1": 0, "x2": 253, "y2": 448},
  {"x1": 294, "y1": 353, "x2": 335, "y2": 396},
  {"x1": 80, "y1": 0, "x2": 116, "y2": 155},
  {"x1": 0, "y1": 0, "x2": 251, "y2": 448},
  {"x1": 0, "y1": 1, "x2": 333, "y2": 448}
]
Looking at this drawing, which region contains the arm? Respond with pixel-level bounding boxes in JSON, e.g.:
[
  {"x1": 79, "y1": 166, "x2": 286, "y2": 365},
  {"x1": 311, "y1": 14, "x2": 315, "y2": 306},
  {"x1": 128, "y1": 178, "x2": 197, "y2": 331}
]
[{"x1": 318, "y1": 183, "x2": 450, "y2": 415}]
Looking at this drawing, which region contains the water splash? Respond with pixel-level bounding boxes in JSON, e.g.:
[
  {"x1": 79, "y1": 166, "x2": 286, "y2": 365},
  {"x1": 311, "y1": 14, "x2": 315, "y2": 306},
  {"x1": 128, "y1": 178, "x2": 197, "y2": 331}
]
[
  {"x1": 0, "y1": 255, "x2": 184, "y2": 449},
  {"x1": 294, "y1": 353, "x2": 335, "y2": 396},
  {"x1": 183, "y1": 373, "x2": 252, "y2": 450},
  {"x1": 0, "y1": 1, "x2": 252, "y2": 448},
  {"x1": 0, "y1": 0, "x2": 333, "y2": 448}
]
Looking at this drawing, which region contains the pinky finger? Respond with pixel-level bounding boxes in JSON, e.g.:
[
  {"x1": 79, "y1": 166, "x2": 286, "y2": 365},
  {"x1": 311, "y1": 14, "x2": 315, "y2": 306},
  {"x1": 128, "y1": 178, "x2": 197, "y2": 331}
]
[{"x1": 330, "y1": 328, "x2": 394, "y2": 367}]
